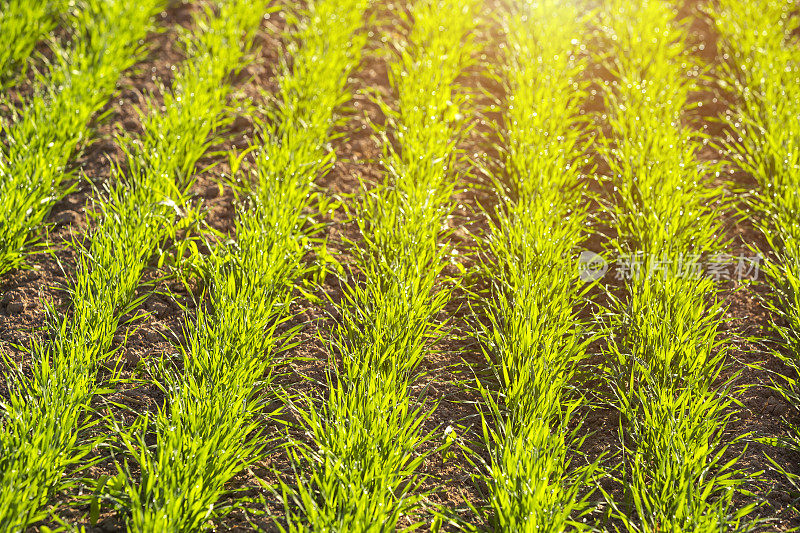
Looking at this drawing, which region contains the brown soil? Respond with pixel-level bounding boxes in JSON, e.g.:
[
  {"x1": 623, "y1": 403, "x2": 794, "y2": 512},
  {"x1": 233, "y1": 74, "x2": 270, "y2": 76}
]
[{"x1": 1, "y1": 1, "x2": 799, "y2": 532}]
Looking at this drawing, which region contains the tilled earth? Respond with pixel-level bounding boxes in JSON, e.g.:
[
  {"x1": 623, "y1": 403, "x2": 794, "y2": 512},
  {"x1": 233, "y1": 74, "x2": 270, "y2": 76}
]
[{"x1": 1, "y1": 0, "x2": 799, "y2": 531}]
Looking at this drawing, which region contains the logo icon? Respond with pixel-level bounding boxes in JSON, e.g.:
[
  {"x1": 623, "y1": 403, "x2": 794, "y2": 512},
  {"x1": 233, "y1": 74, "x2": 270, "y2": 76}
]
[{"x1": 578, "y1": 251, "x2": 608, "y2": 282}]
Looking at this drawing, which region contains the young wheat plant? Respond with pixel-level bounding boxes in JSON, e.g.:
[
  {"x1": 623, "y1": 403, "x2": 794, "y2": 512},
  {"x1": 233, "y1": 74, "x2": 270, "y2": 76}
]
[
  {"x1": 67, "y1": 1, "x2": 272, "y2": 529},
  {"x1": 0, "y1": 0, "x2": 264, "y2": 529},
  {"x1": 0, "y1": 0, "x2": 68, "y2": 88},
  {"x1": 0, "y1": 0, "x2": 163, "y2": 277},
  {"x1": 712, "y1": 0, "x2": 800, "y2": 499},
  {"x1": 281, "y1": 0, "x2": 479, "y2": 529},
  {"x1": 598, "y1": 0, "x2": 756, "y2": 530},
  {"x1": 0, "y1": 1, "x2": 165, "y2": 528},
  {"x1": 467, "y1": 1, "x2": 600, "y2": 530},
  {"x1": 107, "y1": 0, "x2": 370, "y2": 529}
]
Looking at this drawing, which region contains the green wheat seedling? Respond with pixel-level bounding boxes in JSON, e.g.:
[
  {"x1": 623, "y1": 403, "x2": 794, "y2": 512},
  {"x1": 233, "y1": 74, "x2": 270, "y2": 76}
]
[
  {"x1": 107, "y1": 7, "x2": 378, "y2": 531},
  {"x1": 597, "y1": 0, "x2": 756, "y2": 530},
  {"x1": 78, "y1": 1, "x2": 269, "y2": 529},
  {"x1": 0, "y1": 0, "x2": 166, "y2": 278},
  {"x1": 71, "y1": 0, "x2": 266, "y2": 362},
  {"x1": 279, "y1": 0, "x2": 479, "y2": 529},
  {"x1": 712, "y1": 0, "x2": 800, "y2": 495},
  {"x1": 115, "y1": 196, "x2": 308, "y2": 531},
  {"x1": 598, "y1": 0, "x2": 725, "y2": 258},
  {"x1": 465, "y1": 1, "x2": 601, "y2": 530},
  {"x1": 104, "y1": 0, "x2": 374, "y2": 529},
  {"x1": 0, "y1": 1, "x2": 166, "y2": 528},
  {"x1": 0, "y1": 1, "x2": 265, "y2": 529},
  {"x1": 601, "y1": 274, "x2": 756, "y2": 532},
  {"x1": 710, "y1": 0, "x2": 798, "y2": 95},
  {"x1": 0, "y1": 0, "x2": 68, "y2": 89}
]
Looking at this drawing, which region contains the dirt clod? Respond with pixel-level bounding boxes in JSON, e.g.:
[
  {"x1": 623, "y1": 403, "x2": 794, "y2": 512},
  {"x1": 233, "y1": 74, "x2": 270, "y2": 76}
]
[
  {"x1": 5, "y1": 301, "x2": 23, "y2": 314},
  {"x1": 52, "y1": 210, "x2": 81, "y2": 227}
]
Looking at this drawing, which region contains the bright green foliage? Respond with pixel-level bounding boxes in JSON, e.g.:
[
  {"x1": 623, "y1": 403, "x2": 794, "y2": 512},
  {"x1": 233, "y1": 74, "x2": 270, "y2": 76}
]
[
  {"x1": 257, "y1": 0, "x2": 369, "y2": 204},
  {"x1": 117, "y1": 200, "x2": 304, "y2": 531},
  {"x1": 0, "y1": 2, "x2": 165, "y2": 528},
  {"x1": 0, "y1": 318, "x2": 106, "y2": 531},
  {"x1": 599, "y1": 0, "x2": 724, "y2": 258},
  {"x1": 713, "y1": 0, "x2": 800, "y2": 491},
  {"x1": 74, "y1": 0, "x2": 265, "y2": 364},
  {"x1": 602, "y1": 275, "x2": 753, "y2": 532},
  {"x1": 112, "y1": 0, "x2": 371, "y2": 530},
  {"x1": 70, "y1": 2, "x2": 269, "y2": 530},
  {"x1": 598, "y1": 0, "x2": 755, "y2": 530},
  {"x1": 0, "y1": 1, "x2": 265, "y2": 530},
  {"x1": 0, "y1": 0, "x2": 163, "y2": 277},
  {"x1": 712, "y1": 0, "x2": 798, "y2": 92},
  {"x1": 0, "y1": 0, "x2": 67, "y2": 88},
  {"x1": 467, "y1": 1, "x2": 598, "y2": 530},
  {"x1": 280, "y1": 0, "x2": 479, "y2": 529}
]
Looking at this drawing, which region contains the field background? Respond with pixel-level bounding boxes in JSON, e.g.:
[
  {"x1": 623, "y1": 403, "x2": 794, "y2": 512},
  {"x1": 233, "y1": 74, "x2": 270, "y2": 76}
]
[{"x1": 1, "y1": 0, "x2": 799, "y2": 531}]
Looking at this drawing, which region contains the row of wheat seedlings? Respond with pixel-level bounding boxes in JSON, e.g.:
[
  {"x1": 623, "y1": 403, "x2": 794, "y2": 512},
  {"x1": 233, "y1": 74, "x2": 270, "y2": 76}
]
[
  {"x1": 102, "y1": 0, "x2": 372, "y2": 530},
  {"x1": 465, "y1": 0, "x2": 600, "y2": 529},
  {"x1": 279, "y1": 0, "x2": 479, "y2": 529},
  {"x1": 0, "y1": 0, "x2": 166, "y2": 278},
  {"x1": 0, "y1": 0, "x2": 165, "y2": 528},
  {"x1": 0, "y1": 1, "x2": 264, "y2": 529},
  {"x1": 0, "y1": 0, "x2": 68, "y2": 88},
  {"x1": 596, "y1": 0, "x2": 757, "y2": 530},
  {"x1": 711, "y1": 0, "x2": 800, "y2": 496}
]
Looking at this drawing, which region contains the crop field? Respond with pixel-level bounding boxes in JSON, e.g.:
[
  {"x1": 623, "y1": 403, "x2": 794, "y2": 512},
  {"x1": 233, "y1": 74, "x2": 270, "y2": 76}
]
[{"x1": 3, "y1": 0, "x2": 800, "y2": 531}]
